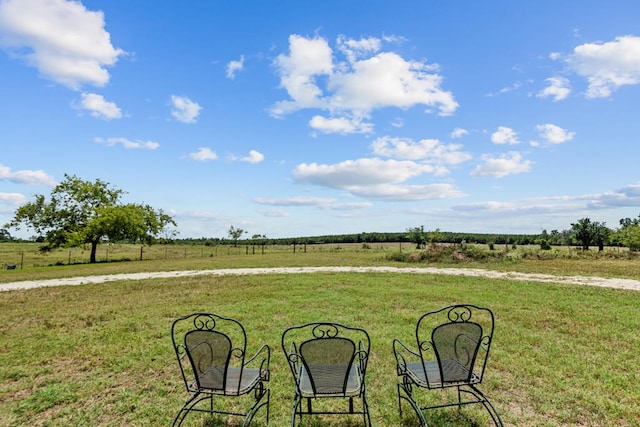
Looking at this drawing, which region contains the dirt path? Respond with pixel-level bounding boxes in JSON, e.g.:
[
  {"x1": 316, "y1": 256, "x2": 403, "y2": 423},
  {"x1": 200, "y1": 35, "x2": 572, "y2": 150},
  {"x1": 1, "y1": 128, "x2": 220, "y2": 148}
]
[{"x1": 1, "y1": 266, "x2": 640, "y2": 292}]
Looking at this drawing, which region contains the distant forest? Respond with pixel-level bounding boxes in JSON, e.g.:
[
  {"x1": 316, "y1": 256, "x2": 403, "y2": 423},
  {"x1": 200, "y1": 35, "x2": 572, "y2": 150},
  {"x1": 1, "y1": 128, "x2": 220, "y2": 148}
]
[{"x1": 176, "y1": 231, "x2": 545, "y2": 247}]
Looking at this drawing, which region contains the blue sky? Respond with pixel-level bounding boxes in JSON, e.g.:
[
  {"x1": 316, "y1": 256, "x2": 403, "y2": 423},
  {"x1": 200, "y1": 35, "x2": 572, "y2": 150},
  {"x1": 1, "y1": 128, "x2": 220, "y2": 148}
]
[{"x1": 1, "y1": 0, "x2": 640, "y2": 240}]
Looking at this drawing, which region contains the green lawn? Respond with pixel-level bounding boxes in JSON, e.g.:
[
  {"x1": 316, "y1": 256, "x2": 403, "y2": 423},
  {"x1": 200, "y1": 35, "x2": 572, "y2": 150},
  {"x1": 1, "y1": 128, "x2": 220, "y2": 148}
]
[{"x1": 1, "y1": 270, "x2": 639, "y2": 426}]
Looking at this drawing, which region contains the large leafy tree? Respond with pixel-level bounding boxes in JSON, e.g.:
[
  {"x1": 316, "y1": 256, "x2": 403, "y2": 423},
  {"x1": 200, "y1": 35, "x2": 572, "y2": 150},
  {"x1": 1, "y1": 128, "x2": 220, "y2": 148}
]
[
  {"x1": 570, "y1": 217, "x2": 610, "y2": 251},
  {"x1": 571, "y1": 218, "x2": 594, "y2": 250},
  {"x1": 4, "y1": 174, "x2": 176, "y2": 263}
]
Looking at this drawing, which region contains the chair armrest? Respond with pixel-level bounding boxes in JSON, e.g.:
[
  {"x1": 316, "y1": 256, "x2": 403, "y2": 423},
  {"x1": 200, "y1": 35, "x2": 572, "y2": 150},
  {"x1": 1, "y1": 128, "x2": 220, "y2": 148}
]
[
  {"x1": 392, "y1": 338, "x2": 420, "y2": 376},
  {"x1": 244, "y1": 344, "x2": 271, "y2": 381},
  {"x1": 355, "y1": 340, "x2": 370, "y2": 375}
]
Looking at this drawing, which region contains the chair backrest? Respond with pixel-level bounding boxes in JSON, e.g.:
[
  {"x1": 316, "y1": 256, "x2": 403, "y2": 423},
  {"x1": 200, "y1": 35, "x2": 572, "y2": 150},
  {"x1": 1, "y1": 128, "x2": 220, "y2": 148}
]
[
  {"x1": 282, "y1": 322, "x2": 370, "y2": 396},
  {"x1": 172, "y1": 313, "x2": 248, "y2": 394},
  {"x1": 185, "y1": 329, "x2": 232, "y2": 390},
  {"x1": 299, "y1": 337, "x2": 356, "y2": 394},
  {"x1": 416, "y1": 304, "x2": 494, "y2": 386}
]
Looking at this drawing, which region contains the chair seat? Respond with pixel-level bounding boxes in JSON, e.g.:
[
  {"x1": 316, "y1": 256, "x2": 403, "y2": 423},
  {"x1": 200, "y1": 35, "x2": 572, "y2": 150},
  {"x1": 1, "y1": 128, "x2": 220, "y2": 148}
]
[
  {"x1": 405, "y1": 359, "x2": 480, "y2": 388},
  {"x1": 298, "y1": 364, "x2": 362, "y2": 397},
  {"x1": 193, "y1": 367, "x2": 262, "y2": 395}
]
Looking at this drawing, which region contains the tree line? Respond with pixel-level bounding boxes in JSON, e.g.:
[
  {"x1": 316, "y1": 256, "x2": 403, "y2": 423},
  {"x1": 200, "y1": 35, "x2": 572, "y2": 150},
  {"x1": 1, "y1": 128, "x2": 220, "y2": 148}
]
[{"x1": 2, "y1": 175, "x2": 640, "y2": 264}]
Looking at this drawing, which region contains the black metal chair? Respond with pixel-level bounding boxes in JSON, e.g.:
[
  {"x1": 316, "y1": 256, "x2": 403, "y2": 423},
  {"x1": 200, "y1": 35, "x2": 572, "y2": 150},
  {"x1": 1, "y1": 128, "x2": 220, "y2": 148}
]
[
  {"x1": 393, "y1": 304, "x2": 504, "y2": 426},
  {"x1": 281, "y1": 322, "x2": 372, "y2": 426},
  {"x1": 171, "y1": 312, "x2": 270, "y2": 426}
]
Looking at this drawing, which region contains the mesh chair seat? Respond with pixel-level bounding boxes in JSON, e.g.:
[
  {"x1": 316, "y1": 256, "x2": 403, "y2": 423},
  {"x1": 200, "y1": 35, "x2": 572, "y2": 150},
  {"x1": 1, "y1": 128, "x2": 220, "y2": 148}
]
[
  {"x1": 192, "y1": 366, "x2": 263, "y2": 395},
  {"x1": 298, "y1": 364, "x2": 362, "y2": 397},
  {"x1": 405, "y1": 359, "x2": 481, "y2": 388}
]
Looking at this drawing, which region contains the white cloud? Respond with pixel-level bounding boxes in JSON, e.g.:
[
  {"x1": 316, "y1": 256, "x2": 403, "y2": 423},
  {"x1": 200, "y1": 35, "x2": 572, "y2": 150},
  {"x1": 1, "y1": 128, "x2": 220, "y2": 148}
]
[
  {"x1": 568, "y1": 35, "x2": 640, "y2": 98},
  {"x1": 336, "y1": 34, "x2": 381, "y2": 62},
  {"x1": 309, "y1": 115, "x2": 374, "y2": 134},
  {"x1": 189, "y1": 147, "x2": 218, "y2": 161},
  {"x1": 371, "y1": 136, "x2": 471, "y2": 165},
  {"x1": 226, "y1": 55, "x2": 244, "y2": 79},
  {"x1": 270, "y1": 34, "x2": 458, "y2": 132},
  {"x1": 536, "y1": 124, "x2": 575, "y2": 144},
  {"x1": 171, "y1": 95, "x2": 202, "y2": 123},
  {"x1": 0, "y1": 164, "x2": 56, "y2": 186},
  {"x1": 78, "y1": 92, "x2": 122, "y2": 120},
  {"x1": 0, "y1": 192, "x2": 28, "y2": 206},
  {"x1": 491, "y1": 126, "x2": 519, "y2": 145},
  {"x1": 95, "y1": 137, "x2": 159, "y2": 150},
  {"x1": 254, "y1": 196, "x2": 337, "y2": 207},
  {"x1": 229, "y1": 150, "x2": 264, "y2": 164},
  {"x1": 0, "y1": 0, "x2": 124, "y2": 89},
  {"x1": 253, "y1": 196, "x2": 374, "y2": 210},
  {"x1": 270, "y1": 35, "x2": 334, "y2": 116},
  {"x1": 588, "y1": 183, "x2": 640, "y2": 208},
  {"x1": 471, "y1": 151, "x2": 532, "y2": 178},
  {"x1": 537, "y1": 77, "x2": 571, "y2": 101},
  {"x1": 293, "y1": 158, "x2": 437, "y2": 189},
  {"x1": 290, "y1": 157, "x2": 465, "y2": 201},
  {"x1": 451, "y1": 128, "x2": 468, "y2": 138},
  {"x1": 349, "y1": 183, "x2": 466, "y2": 201}
]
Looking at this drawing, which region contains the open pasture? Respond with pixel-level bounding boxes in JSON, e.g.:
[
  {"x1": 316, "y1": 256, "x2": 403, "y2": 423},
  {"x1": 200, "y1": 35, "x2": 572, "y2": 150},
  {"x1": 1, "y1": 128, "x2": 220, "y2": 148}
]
[{"x1": 1, "y1": 268, "x2": 639, "y2": 426}]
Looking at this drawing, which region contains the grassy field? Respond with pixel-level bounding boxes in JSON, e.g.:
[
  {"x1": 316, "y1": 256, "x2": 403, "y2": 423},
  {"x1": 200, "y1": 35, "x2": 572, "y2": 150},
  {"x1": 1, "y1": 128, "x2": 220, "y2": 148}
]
[{"x1": 1, "y1": 244, "x2": 640, "y2": 426}]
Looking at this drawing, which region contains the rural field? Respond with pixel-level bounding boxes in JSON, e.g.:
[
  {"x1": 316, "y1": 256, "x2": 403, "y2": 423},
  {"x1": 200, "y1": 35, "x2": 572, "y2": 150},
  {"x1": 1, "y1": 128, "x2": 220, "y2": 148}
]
[{"x1": 1, "y1": 243, "x2": 639, "y2": 426}]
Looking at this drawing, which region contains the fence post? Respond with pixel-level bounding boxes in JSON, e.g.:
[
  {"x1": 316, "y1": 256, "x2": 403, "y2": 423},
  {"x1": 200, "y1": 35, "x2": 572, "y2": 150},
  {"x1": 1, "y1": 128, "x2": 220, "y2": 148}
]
[{"x1": 140, "y1": 246, "x2": 143, "y2": 261}]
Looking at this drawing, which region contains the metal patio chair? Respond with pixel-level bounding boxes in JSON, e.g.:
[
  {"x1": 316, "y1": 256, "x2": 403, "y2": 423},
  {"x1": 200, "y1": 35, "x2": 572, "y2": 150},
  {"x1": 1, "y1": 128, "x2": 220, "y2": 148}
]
[
  {"x1": 171, "y1": 312, "x2": 270, "y2": 426},
  {"x1": 281, "y1": 322, "x2": 372, "y2": 426},
  {"x1": 393, "y1": 304, "x2": 504, "y2": 426}
]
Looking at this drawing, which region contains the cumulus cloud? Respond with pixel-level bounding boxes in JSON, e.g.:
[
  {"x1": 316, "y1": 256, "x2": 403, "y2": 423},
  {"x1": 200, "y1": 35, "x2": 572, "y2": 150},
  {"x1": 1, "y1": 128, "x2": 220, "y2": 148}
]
[
  {"x1": 536, "y1": 124, "x2": 575, "y2": 144},
  {"x1": 171, "y1": 95, "x2": 202, "y2": 123},
  {"x1": 78, "y1": 93, "x2": 122, "y2": 120},
  {"x1": 568, "y1": 35, "x2": 640, "y2": 98},
  {"x1": 95, "y1": 137, "x2": 159, "y2": 150},
  {"x1": 229, "y1": 150, "x2": 265, "y2": 164},
  {"x1": 226, "y1": 55, "x2": 244, "y2": 79},
  {"x1": 0, "y1": 192, "x2": 28, "y2": 206},
  {"x1": 253, "y1": 196, "x2": 373, "y2": 210},
  {"x1": 491, "y1": 126, "x2": 519, "y2": 145},
  {"x1": 371, "y1": 136, "x2": 471, "y2": 165},
  {"x1": 309, "y1": 115, "x2": 374, "y2": 134},
  {"x1": 348, "y1": 183, "x2": 466, "y2": 201},
  {"x1": 270, "y1": 34, "x2": 457, "y2": 133},
  {"x1": 0, "y1": 164, "x2": 56, "y2": 186},
  {"x1": 293, "y1": 158, "x2": 438, "y2": 189},
  {"x1": 254, "y1": 196, "x2": 337, "y2": 208},
  {"x1": 451, "y1": 128, "x2": 468, "y2": 138},
  {"x1": 0, "y1": 0, "x2": 124, "y2": 89},
  {"x1": 537, "y1": 77, "x2": 571, "y2": 101},
  {"x1": 471, "y1": 151, "x2": 532, "y2": 178},
  {"x1": 189, "y1": 147, "x2": 218, "y2": 161}
]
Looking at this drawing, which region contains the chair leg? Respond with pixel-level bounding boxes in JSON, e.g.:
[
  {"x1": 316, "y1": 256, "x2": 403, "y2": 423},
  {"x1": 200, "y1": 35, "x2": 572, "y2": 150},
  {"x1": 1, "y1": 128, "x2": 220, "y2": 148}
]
[
  {"x1": 397, "y1": 380, "x2": 428, "y2": 426},
  {"x1": 290, "y1": 394, "x2": 300, "y2": 427},
  {"x1": 363, "y1": 393, "x2": 372, "y2": 427},
  {"x1": 243, "y1": 388, "x2": 270, "y2": 427},
  {"x1": 173, "y1": 392, "x2": 208, "y2": 427},
  {"x1": 468, "y1": 385, "x2": 504, "y2": 427}
]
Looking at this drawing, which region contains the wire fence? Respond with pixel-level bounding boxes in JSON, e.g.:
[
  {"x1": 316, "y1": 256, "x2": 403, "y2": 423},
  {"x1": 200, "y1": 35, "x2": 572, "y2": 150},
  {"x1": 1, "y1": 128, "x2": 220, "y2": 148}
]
[{"x1": 0, "y1": 242, "x2": 404, "y2": 270}]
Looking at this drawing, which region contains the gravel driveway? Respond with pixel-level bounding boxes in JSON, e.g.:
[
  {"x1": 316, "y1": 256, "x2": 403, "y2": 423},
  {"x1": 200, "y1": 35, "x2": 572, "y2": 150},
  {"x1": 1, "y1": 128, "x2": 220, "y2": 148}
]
[{"x1": 2, "y1": 266, "x2": 640, "y2": 292}]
